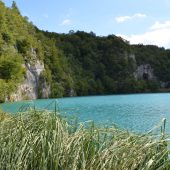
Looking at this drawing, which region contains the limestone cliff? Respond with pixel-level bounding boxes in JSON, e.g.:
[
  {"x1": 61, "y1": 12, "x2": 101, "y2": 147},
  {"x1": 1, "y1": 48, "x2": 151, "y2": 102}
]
[
  {"x1": 10, "y1": 60, "x2": 50, "y2": 101},
  {"x1": 134, "y1": 64, "x2": 156, "y2": 81}
]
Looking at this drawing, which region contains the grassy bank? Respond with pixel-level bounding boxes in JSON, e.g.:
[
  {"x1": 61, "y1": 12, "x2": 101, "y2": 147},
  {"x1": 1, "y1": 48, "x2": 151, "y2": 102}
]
[{"x1": 0, "y1": 110, "x2": 169, "y2": 170}]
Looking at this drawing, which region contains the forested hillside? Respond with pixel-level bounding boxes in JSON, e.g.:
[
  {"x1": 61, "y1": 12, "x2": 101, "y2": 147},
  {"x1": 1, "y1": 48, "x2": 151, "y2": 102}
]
[
  {"x1": 0, "y1": 1, "x2": 170, "y2": 102},
  {"x1": 43, "y1": 31, "x2": 170, "y2": 95}
]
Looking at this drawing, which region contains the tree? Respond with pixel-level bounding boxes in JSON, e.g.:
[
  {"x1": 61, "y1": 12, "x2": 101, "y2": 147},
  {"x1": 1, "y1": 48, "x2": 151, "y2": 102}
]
[{"x1": 11, "y1": 1, "x2": 20, "y2": 14}]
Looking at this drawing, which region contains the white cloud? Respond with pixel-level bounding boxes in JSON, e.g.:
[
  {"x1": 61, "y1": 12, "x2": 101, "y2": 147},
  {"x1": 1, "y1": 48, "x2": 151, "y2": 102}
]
[
  {"x1": 150, "y1": 20, "x2": 170, "y2": 30},
  {"x1": 61, "y1": 19, "x2": 72, "y2": 26},
  {"x1": 117, "y1": 20, "x2": 170, "y2": 48},
  {"x1": 115, "y1": 13, "x2": 147, "y2": 23},
  {"x1": 116, "y1": 16, "x2": 131, "y2": 23}
]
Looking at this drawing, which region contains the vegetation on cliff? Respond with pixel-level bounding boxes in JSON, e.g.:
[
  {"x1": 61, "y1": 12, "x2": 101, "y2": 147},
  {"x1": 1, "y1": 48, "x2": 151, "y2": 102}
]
[
  {"x1": 41, "y1": 30, "x2": 170, "y2": 95},
  {"x1": 0, "y1": 1, "x2": 73, "y2": 101}
]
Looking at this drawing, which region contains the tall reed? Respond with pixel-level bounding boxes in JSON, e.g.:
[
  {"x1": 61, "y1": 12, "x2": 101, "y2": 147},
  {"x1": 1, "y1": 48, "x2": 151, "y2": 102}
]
[{"x1": 0, "y1": 110, "x2": 169, "y2": 170}]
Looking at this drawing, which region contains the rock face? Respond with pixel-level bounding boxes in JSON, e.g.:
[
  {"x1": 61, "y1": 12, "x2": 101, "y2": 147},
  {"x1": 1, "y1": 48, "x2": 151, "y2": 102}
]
[
  {"x1": 39, "y1": 80, "x2": 51, "y2": 99},
  {"x1": 134, "y1": 64, "x2": 156, "y2": 81},
  {"x1": 10, "y1": 60, "x2": 47, "y2": 101},
  {"x1": 25, "y1": 61, "x2": 45, "y2": 99},
  {"x1": 9, "y1": 47, "x2": 51, "y2": 101},
  {"x1": 160, "y1": 81, "x2": 170, "y2": 88}
]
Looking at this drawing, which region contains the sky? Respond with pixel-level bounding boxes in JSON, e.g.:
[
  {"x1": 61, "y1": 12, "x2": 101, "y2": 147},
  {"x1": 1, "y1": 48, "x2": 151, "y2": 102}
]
[{"x1": 2, "y1": 0, "x2": 170, "y2": 49}]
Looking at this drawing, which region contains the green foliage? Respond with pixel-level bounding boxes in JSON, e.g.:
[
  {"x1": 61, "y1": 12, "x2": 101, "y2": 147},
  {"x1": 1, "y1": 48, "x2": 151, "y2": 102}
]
[
  {"x1": 11, "y1": 1, "x2": 20, "y2": 14},
  {"x1": 0, "y1": 54, "x2": 25, "y2": 102},
  {"x1": 133, "y1": 45, "x2": 170, "y2": 82},
  {"x1": 43, "y1": 31, "x2": 170, "y2": 95},
  {"x1": 0, "y1": 55, "x2": 24, "y2": 80},
  {"x1": 16, "y1": 39, "x2": 30, "y2": 54},
  {"x1": 0, "y1": 80, "x2": 16, "y2": 102},
  {"x1": 0, "y1": 1, "x2": 40, "y2": 101},
  {"x1": 146, "y1": 80, "x2": 160, "y2": 92},
  {"x1": 39, "y1": 35, "x2": 74, "y2": 97},
  {"x1": 1, "y1": 32, "x2": 11, "y2": 43},
  {"x1": 51, "y1": 82, "x2": 65, "y2": 97},
  {"x1": 0, "y1": 80, "x2": 8, "y2": 102},
  {"x1": 43, "y1": 31, "x2": 146, "y2": 95}
]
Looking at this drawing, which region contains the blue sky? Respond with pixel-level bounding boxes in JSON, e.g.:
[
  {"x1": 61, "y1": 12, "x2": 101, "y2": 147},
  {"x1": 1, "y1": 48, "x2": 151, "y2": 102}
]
[{"x1": 2, "y1": 0, "x2": 170, "y2": 48}]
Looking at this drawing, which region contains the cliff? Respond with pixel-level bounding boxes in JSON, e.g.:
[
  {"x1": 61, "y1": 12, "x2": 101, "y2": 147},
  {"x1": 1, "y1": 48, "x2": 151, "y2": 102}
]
[
  {"x1": 0, "y1": 1, "x2": 53, "y2": 102},
  {"x1": 10, "y1": 60, "x2": 50, "y2": 101}
]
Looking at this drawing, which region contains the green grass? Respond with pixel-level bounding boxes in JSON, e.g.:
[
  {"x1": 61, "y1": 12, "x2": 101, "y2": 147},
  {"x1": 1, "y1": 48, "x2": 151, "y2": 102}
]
[{"x1": 0, "y1": 110, "x2": 169, "y2": 170}]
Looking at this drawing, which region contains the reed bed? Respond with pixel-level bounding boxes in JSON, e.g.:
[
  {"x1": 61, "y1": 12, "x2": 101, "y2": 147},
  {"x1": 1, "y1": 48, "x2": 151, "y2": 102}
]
[{"x1": 0, "y1": 110, "x2": 169, "y2": 170}]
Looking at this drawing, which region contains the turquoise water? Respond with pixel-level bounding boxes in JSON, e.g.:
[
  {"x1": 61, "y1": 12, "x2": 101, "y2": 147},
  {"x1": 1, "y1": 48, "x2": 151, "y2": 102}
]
[{"x1": 1, "y1": 93, "x2": 170, "y2": 133}]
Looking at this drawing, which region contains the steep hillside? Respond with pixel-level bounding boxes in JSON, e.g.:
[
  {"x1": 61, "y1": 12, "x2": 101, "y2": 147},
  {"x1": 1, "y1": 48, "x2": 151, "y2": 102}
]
[
  {"x1": 0, "y1": 1, "x2": 170, "y2": 102},
  {"x1": 0, "y1": 1, "x2": 73, "y2": 102},
  {"x1": 133, "y1": 45, "x2": 170, "y2": 87},
  {"x1": 43, "y1": 31, "x2": 170, "y2": 94},
  {"x1": 44, "y1": 31, "x2": 138, "y2": 95}
]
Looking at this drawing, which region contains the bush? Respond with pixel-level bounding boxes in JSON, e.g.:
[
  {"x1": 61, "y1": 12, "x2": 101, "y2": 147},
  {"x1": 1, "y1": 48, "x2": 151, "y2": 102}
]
[{"x1": 16, "y1": 39, "x2": 30, "y2": 54}]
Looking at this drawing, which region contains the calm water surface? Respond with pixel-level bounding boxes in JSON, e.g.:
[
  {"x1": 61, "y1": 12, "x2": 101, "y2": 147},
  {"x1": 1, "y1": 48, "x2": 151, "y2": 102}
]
[{"x1": 1, "y1": 93, "x2": 170, "y2": 133}]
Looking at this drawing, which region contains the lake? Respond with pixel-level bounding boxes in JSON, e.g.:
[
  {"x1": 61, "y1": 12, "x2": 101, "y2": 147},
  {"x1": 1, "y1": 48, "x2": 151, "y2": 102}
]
[{"x1": 1, "y1": 93, "x2": 170, "y2": 133}]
